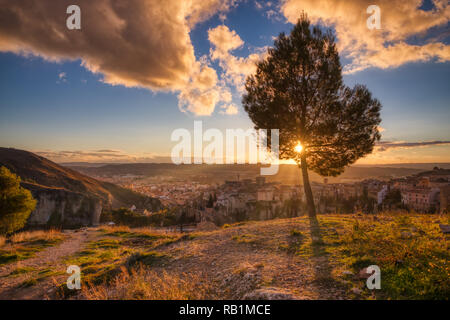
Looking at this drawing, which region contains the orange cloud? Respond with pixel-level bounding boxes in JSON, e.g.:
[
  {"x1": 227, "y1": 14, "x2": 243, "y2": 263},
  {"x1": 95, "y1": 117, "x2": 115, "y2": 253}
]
[
  {"x1": 376, "y1": 140, "x2": 450, "y2": 152},
  {"x1": 281, "y1": 0, "x2": 450, "y2": 73},
  {"x1": 220, "y1": 103, "x2": 239, "y2": 115},
  {"x1": 208, "y1": 25, "x2": 267, "y2": 93},
  {"x1": 0, "y1": 0, "x2": 238, "y2": 115}
]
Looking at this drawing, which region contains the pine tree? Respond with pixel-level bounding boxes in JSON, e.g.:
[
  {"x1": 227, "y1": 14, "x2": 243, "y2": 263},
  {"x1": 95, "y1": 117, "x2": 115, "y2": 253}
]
[
  {"x1": 0, "y1": 166, "x2": 36, "y2": 235},
  {"x1": 243, "y1": 14, "x2": 382, "y2": 217}
]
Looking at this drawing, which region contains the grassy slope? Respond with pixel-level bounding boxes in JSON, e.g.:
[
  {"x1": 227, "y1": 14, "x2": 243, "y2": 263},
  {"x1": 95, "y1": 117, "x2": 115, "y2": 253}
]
[
  {"x1": 65, "y1": 213, "x2": 449, "y2": 300},
  {"x1": 1, "y1": 213, "x2": 448, "y2": 300},
  {"x1": 0, "y1": 231, "x2": 65, "y2": 265}
]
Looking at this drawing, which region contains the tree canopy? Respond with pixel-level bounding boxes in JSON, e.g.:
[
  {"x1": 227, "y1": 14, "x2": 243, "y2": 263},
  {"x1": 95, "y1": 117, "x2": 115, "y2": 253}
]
[
  {"x1": 0, "y1": 166, "x2": 36, "y2": 235},
  {"x1": 243, "y1": 14, "x2": 382, "y2": 216}
]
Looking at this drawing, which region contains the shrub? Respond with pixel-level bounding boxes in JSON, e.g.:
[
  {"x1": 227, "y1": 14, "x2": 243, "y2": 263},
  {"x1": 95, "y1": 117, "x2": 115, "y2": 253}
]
[
  {"x1": 0, "y1": 166, "x2": 36, "y2": 235},
  {"x1": 101, "y1": 208, "x2": 177, "y2": 228}
]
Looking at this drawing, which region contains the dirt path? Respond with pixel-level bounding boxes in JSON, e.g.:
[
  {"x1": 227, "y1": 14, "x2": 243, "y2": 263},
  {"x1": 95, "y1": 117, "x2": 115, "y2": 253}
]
[
  {"x1": 0, "y1": 229, "x2": 96, "y2": 300},
  {"x1": 0, "y1": 218, "x2": 352, "y2": 300}
]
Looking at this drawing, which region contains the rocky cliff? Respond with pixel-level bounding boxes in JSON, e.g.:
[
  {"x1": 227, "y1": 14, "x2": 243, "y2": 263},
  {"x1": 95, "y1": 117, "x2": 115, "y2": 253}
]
[
  {"x1": 0, "y1": 148, "x2": 161, "y2": 228},
  {"x1": 22, "y1": 183, "x2": 102, "y2": 228}
]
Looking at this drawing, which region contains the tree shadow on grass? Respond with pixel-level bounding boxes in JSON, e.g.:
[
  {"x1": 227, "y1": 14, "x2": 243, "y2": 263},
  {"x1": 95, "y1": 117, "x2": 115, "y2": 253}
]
[{"x1": 308, "y1": 214, "x2": 347, "y2": 299}]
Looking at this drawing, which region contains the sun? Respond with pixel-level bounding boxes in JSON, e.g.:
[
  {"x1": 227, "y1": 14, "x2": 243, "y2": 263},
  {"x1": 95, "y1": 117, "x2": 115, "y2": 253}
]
[{"x1": 294, "y1": 142, "x2": 303, "y2": 153}]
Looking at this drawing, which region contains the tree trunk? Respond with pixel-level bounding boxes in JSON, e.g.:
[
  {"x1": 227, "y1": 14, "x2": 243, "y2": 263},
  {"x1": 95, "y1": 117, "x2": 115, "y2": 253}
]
[{"x1": 300, "y1": 154, "x2": 316, "y2": 217}]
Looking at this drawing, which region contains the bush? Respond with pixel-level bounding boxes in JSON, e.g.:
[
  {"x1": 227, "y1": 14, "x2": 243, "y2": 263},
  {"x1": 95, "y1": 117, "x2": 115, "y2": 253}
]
[
  {"x1": 100, "y1": 208, "x2": 177, "y2": 228},
  {"x1": 0, "y1": 166, "x2": 36, "y2": 235}
]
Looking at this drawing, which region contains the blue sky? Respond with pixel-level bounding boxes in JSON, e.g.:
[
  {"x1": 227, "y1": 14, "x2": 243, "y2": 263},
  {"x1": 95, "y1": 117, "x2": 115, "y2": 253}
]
[{"x1": 0, "y1": 0, "x2": 449, "y2": 164}]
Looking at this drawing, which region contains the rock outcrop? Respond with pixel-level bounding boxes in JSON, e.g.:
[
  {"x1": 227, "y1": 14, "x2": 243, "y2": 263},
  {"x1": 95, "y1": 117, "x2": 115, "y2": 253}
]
[
  {"x1": 0, "y1": 148, "x2": 162, "y2": 228},
  {"x1": 23, "y1": 183, "x2": 102, "y2": 228}
]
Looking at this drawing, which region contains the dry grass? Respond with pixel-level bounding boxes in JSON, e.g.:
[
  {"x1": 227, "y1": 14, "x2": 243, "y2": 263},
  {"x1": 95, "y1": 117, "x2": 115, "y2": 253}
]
[
  {"x1": 10, "y1": 229, "x2": 63, "y2": 244},
  {"x1": 0, "y1": 236, "x2": 5, "y2": 247},
  {"x1": 137, "y1": 227, "x2": 182, "y2": 236},
  {"x1": 100, "y1": 225, "x2": 183, "y2": 238},
  {"x1": 99, "y1": 225, "x2": 131, "y2": 233},
  {"x1": 4, "y1": 213, "x2": 445, "y2": 300},
  {"x1": 81, "y1": 267, "x2": 212, "y2": 300},
  {"x1": 74, "y1": 213, "x2": 448, "y2": 300},
  {"x1": 232, "y1": 261, "x2": 263, "y2": 275},
  {"x1": 0, "y1": 229, "x2": 65, "y2": 265}
]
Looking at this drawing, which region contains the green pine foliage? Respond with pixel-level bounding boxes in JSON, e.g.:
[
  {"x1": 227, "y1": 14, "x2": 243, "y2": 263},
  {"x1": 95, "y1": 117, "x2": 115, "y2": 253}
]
[
  {"x1": 0, "y1": 166, "x2": 36, "y2": 235},
  {"x1": 243, "y1": 14, "x2": 382, "y2": 216}
]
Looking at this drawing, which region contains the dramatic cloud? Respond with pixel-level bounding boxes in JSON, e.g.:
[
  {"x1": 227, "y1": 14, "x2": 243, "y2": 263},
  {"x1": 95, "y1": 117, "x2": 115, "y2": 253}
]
[
  {"x1": 281, "y1": 0, "x2": 450, "y2": 73},
  {"x1": 177, "y1": 59, "x2": 221, "y2": 115},
  {"x1": 376, "y1": 140, "x2": 450, "y2": 152},
  {"x1": 220, "y1": 103, "x2": 239, "y2": 115},
  {"x1": 177, "y1": 24, "x2": 266, "y2": 115},
  {"x1": 208, "y1": 25, "x2": 267, "y2": 93},
  {"x1": 0, "y1": 0, "x2": 238, "y2": 115},
  {"x1": 186, "y1": 0, "x2": 239, "y2": 27}
]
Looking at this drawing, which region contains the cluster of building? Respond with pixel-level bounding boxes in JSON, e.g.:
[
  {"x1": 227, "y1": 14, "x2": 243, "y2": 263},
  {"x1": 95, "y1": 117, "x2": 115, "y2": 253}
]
[
  {"x1": 307, "y1": 179, "x2": 381, "y2": 213},
  {"x1": 309, "y1": 168, "x2": 450, "y2": 214},
  {"x1": 382, "y1": 169, "x2": 450, "y2": 213},
  {"x1": 127, "y1": 176, "x2": 304, "y2": 224},
  {"x1": 212, "y1": 177, "x2": 303, "y2": 220},
  {"x1": 97, "y1": 167, "x2": 450, "y2": 225},
  {"x1": 130, "y1": 180, "x2": 216, "y2": 208}
]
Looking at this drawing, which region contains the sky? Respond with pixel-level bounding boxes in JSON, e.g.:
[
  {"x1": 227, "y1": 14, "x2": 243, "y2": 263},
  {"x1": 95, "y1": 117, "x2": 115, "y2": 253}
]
[{"x1": 0, "y1": 0, "x2": 449, "y2": 164}]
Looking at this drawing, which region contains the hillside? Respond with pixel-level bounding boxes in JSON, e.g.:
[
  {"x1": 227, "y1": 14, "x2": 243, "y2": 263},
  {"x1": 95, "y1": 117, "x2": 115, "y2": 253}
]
[
  {"x1": 0, "y1": 213, "x2": 448, "y2": 300},
  {"x1": 0, "y1": 148, "x2": 161, "y2": 227}
]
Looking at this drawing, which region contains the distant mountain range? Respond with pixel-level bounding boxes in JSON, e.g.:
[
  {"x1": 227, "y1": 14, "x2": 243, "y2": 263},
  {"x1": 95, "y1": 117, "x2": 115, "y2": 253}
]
[
  {"x1": 63, "y1": 162, "x2": 450, "y2": 184},
  {"x1": 62, "y1": 162, "x2": 450, "y2": 170},
  {"x1": 0, "y1": 148, "x2": 161, "y2": 228}
]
